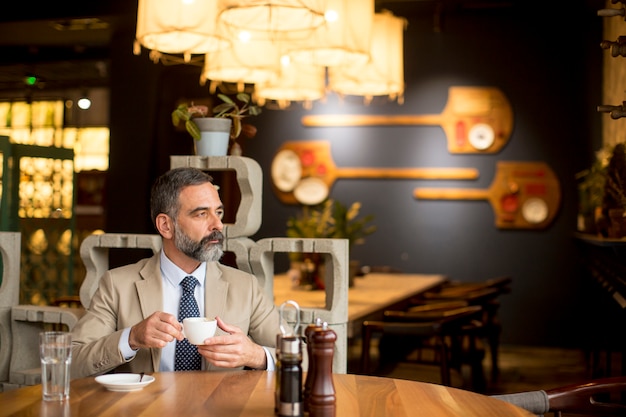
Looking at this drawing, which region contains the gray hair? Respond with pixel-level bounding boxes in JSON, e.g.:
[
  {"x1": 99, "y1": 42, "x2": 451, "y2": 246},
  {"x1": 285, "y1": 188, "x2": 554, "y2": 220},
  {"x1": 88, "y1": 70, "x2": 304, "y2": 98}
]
[{"x1": 150, "y1": 167, "x2": 214, "y2": 229}]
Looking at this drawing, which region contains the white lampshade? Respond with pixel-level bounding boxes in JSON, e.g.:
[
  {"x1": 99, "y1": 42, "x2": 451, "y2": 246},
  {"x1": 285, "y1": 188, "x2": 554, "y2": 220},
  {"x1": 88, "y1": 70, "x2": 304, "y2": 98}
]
[
  {"x1": 287, "y1": 0, "x2": 373, "y2": 68},
  {"x1": 201, "y1": 30, "x2": 281, "y2": 86},
  {"x1": 255, "y1": 59, "x2": 326, "y2": 108},
  {"x1": 135, "y1": 0, "x2": 229, "y2": 57},
  {"x1": 218, "y1": 0, "x2": 326, "y2": 34},
  {"x1": 328, "y1": 10, "x2": 407, "y2": 102}
]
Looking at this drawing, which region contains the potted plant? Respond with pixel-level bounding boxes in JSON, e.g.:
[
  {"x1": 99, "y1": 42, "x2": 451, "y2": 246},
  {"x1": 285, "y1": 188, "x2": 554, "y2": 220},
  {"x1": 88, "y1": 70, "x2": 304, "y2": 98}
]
[
  {"x1": 576, "y1": 146, "x2": 609, "y2": 234},
  {"x1": 286, "y1": 199, "x2": 376, "y2": 288},
  {"x1": 602, "y1": 142, "x2": 626, "y2": 237},
  {"x1": 171, "y1": 92, "x2": 261, "y2": 156}
]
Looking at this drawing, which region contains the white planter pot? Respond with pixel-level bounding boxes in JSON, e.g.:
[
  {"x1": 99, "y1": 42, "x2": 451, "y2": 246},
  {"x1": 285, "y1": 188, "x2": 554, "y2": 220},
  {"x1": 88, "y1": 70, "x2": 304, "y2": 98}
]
[{"x1": 193, "y1": 118, "x2": 232, "y2": 156}]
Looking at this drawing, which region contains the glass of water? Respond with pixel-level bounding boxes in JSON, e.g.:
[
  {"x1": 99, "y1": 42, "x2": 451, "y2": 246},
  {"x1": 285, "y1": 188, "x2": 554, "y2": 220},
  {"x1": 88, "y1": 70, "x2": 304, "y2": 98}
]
[{"x1": 39, "y1": 331, "x2": 72, "y2": 401}]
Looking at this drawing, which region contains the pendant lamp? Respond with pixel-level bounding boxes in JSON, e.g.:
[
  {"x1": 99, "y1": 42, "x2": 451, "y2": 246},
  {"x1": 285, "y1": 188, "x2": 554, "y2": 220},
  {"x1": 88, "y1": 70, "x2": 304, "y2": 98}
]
[
  {"x1": 255, "y1": 58, "x2": 326, "y2": 109},
  {"x1": 287, "y1": 0, "x2": 373, "y2": 68},
  {"x1": 134, "y1": 0, "x2": 229, "y2": 62},
  {"x1": 328, "y1": 10, "x2": 407, "y2": 103},
  {"x1": 217, "y1": 0, "x2": 326, "y2": 34},
  {"x1": 201, "y1": 29, "x2": 281, "y2": 87}
]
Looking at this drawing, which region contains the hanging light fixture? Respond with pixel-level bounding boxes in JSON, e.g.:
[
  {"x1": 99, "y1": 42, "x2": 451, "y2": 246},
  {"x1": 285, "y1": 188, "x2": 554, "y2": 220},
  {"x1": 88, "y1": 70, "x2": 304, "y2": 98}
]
[
  {"x1": 133, "y1": 1, "x2": 407, "y2": 108},
  {"x1": 255, "y1": 57, "x2": 326, "y2": 109},
  {"x1": 287, "y1": 0, "x2": 373, "y2": 68},
  {"x1": 217, "y1": 0, "x2": 326, "y2": 34},
  {"x1": 200, "y1": 26, "x2": 282, "y2": 90},
  {"x1": 134, "y1": 0, "x2": 230, "y2": 63},
  {"x1": 328, "y1": 10, "x2": 407, "y2": 104}
]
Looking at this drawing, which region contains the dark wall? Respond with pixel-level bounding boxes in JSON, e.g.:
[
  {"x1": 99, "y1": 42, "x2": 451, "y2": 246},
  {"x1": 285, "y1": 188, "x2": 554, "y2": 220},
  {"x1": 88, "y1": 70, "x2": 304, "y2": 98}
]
[{"x1": 108, "y1": 3, "x2": 607, "y2": 347}]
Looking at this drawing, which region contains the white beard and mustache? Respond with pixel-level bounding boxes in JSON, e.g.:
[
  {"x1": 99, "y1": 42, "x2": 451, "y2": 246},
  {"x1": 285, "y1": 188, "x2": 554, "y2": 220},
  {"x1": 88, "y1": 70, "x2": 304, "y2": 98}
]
[{"x1": 173, "y1": 223, "x2": 224, "y2": 263}]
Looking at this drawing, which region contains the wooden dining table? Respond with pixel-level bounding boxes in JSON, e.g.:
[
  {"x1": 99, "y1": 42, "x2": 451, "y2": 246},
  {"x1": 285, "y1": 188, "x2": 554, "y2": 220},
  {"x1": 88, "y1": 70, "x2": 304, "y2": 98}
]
[
  {"x1": 274, "y1": 272, "x2": 447, "y2": 339},
  {"x1": 0, "y1": 371, "x2": 535, "y2": 417}
]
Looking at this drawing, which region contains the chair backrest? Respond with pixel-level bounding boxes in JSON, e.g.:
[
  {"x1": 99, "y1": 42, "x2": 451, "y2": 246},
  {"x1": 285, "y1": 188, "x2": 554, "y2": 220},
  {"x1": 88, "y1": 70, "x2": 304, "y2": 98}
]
[
  {"x1": 384, "y1": 304, "x2": 482, "y2": 324},
  {"x1": 546, "y1": 376, "x2": 626, "y2": 416},
  {"x1": 492, "y1": 376, "x2": 626, "y2": 416},
  {"x1": 361, "y1": 305, "x2": 485, "y2": 387},
  {"x1": 0, "y1": 232, "x2": 21, "y2": 387},
  {"x1": 422, "y1": 275, "x2": 512, "y2": 300},
  {"x1": 79, "y1": 233, "x2": 162, "y2": 309}
]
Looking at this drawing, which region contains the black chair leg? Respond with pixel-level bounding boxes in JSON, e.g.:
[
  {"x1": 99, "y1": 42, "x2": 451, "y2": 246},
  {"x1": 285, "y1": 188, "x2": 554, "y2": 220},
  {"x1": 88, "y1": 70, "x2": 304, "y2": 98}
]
[
  {"x1": 437, "y1": 336, "x2": 452, "y2": 386},
  {"x1": 488, "y1": 325, "x2": 501, "y2": 381},
  {"x1": 469, "y1": 335, "x2": 487, "y2": 393},
  {"x1": 361, "y1": 325, "x2": 374, "y2": 374}
]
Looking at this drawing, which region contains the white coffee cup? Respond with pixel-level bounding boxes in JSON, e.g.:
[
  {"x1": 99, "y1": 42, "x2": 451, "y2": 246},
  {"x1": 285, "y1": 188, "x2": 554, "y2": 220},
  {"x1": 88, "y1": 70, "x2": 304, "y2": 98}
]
[{"x1": 182, "y1": 317, "x2": 217, "y2": 345}]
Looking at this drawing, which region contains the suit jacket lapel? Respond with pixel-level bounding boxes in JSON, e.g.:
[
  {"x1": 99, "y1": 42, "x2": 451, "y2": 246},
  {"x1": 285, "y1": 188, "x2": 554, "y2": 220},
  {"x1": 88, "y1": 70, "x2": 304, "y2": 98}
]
[
  {"x1": 136, "y1": 252, "x2": 164, "y2": 371},
  {"x1": 204, "y1": 262, "x2": 227, "y2": 320}
]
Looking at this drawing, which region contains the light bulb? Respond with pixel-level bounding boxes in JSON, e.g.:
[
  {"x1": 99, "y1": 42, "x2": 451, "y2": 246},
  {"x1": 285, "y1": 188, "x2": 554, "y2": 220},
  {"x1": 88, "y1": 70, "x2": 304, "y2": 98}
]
[{"x1": 77, "y1": 97, "x2": 91, "y2": 110}]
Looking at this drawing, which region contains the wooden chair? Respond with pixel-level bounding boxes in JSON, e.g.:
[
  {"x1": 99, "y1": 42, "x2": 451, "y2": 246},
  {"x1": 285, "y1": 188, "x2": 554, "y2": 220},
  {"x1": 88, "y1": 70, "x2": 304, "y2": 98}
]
[
  {"x1": 492, "y1": 376, "x2": 626, "y2": 416},
  {"x1": 361, "y1": 305, "x2": 485, "y2": 389},
  {"x1": 412, "y1": 275, "x2": 512, "y2": 382}
]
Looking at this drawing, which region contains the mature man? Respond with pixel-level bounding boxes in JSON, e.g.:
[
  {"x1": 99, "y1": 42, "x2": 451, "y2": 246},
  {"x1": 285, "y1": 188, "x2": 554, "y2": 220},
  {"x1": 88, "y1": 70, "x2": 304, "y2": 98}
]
[{"x1": 71, "y1": 167, "x2": 284, "y2": 378}]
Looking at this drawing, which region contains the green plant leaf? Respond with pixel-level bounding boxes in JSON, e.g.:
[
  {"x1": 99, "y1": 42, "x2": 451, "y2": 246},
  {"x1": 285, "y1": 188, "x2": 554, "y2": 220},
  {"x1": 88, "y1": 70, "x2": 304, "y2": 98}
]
[
  {"x1": 185, "y1": 120, "x2": 201, "y2": 140},
  {"x1": 249, "y1": 106, "x2": 262, "y2": 116},
  {"x1": 286, "y1": 198, "x2": 376, "y2": 247},
  {"x1": 236, "y1": 93, "x2": 250, "y2": 104},
  {"x1": 231, "y1": 117, "x2": 242, "y2": 139},
  {"x1": 172, "y1": 107, "x2": 188, "y2": 125},
  {"x1": 218, "y1": 94, "x2": 235, "y2": 105},
  {"x1": 212, "y1": 102, "x2": 235, "y2": 118}
]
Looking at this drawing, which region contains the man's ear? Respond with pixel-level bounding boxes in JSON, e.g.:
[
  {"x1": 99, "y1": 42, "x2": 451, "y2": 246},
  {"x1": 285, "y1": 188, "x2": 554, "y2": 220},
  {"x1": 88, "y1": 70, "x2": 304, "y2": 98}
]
[{"x1": 155, "y1": 213, "x2": 174, "y2": 239}]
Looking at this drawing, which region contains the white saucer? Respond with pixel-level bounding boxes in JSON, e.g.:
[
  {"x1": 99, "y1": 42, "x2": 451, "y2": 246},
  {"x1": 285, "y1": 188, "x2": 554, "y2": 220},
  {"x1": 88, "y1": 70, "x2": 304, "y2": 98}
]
[{"x1": 95, "y1": 373, "x2": 155, "y2": 392}]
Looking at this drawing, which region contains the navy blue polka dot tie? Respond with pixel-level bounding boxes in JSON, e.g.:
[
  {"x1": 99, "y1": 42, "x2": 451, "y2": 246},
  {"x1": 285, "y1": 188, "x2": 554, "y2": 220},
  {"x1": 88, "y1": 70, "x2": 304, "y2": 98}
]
[{"x1": 174, "y1": 276, "x2": 201, "y2": 371}]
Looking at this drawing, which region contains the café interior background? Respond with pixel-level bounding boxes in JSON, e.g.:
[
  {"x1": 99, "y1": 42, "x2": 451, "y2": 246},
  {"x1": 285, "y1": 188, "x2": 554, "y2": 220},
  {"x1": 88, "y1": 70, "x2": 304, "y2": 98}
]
[{"x1": 0, "y1": 0, "x2": 621, "y2": 351}]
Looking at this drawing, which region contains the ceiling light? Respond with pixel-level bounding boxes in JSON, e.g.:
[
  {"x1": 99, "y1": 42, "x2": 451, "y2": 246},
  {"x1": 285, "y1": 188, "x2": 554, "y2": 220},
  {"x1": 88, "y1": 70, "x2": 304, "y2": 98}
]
[
  {"x1": 217, "y1": 0, "x2": 326, "y2": 34},
  {"x1": 134, "y1": 0, "x2": 230, "y2": 63},
  {"x1": 134, "y1": 0, "x2": 406, "y2": 108},
  {"x1": 77, "y1": 94, "x2": 91, "y2": 110},
  {"x1": 286, "y1": 0, "x2": 373, "y2": 68},
  {"x1": 255, "y1": 61, "x2": 326, "y2": 109},
  {"x1": 328, "y1": 10, "x2": 407, "y2": 104},
  {"x1": 201, "y1": 31, "x2": 282, "y2": 87}
]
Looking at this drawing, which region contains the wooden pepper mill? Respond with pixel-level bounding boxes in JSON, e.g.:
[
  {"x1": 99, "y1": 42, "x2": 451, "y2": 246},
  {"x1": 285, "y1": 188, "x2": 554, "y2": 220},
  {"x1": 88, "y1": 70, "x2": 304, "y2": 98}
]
[
  {"x1": 303, "y1": 317, "x2": 322, "y2": 413},
  {"x1": 307, "y1": 322, "x2": 337, "y2": 417}
]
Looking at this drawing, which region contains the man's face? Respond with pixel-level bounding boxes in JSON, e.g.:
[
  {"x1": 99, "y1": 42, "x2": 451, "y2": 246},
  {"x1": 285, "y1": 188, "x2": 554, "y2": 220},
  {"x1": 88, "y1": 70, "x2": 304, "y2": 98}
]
[
  {"x1": 173, "y1": 222, "x2": 223, "y2": 262},
  {"x1": 172, "y1": 183, "x2": 225, "y2": 262}
]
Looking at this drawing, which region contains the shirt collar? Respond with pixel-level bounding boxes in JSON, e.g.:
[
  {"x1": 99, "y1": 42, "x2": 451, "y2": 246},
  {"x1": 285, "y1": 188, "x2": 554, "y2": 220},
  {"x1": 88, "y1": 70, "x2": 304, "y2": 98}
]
[{"x1": 160, "y1": 250, "x2": 206, "y2": 287}]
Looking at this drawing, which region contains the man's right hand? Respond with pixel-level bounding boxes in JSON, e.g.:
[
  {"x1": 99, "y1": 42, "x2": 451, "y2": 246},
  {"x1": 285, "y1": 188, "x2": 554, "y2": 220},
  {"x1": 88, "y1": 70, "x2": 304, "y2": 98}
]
[{"x1": 128, "y1": 311, "x2": 183, "y2": 350}]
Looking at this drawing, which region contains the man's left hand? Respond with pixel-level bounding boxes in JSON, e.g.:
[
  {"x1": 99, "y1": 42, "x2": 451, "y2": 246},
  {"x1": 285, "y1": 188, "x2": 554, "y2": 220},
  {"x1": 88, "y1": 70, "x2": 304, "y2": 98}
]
[{"x1": 196, "y1": 316, "x2": 267, "y2": 369}]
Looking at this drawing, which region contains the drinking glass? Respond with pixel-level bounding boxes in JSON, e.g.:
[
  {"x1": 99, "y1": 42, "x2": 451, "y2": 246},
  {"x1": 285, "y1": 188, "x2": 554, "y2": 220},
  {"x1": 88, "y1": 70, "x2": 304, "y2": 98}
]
[{"x1": 39, "y1": 331, "x2": 72, "y2": 401}]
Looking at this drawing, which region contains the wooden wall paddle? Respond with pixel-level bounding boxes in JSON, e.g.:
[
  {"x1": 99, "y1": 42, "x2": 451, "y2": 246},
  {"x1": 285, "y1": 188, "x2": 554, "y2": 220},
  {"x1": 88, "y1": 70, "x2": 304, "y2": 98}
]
[
  {"x1": 413, "y1": 161, "x2": 561, "y2": 229},
  {"x1": 301, "y1": 86, "x2": 513, "y2": 154},
  {"x1": 271, "y1": 140, "x2": 479, "y2": 205}
]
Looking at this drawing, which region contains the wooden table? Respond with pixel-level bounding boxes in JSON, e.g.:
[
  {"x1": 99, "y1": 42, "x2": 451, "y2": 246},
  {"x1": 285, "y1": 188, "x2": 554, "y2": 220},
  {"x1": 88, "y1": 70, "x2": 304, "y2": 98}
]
[
  {"x1": 274, "y1": 272, "x2": 447, "y2": 338},
  {"x1": 0, "y1": 371, "x2": 535, "y2": 417}
]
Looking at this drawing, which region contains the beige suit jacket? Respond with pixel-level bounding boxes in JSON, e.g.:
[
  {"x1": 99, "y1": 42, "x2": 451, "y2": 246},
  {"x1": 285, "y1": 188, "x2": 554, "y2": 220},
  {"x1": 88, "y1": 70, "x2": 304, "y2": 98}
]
[{"x1": 71, "y1": 252, "x2": 282, "y2": 378}]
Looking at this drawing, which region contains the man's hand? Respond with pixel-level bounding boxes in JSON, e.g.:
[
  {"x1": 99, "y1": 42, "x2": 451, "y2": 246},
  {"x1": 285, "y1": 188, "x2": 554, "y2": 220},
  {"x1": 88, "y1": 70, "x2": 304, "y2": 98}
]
[
  {"x1": 197, "y1": 317, "x2": 267, "y2": 370},
  {"x1": 128, "y1": 311, "x2": 183, "y2": 350}
]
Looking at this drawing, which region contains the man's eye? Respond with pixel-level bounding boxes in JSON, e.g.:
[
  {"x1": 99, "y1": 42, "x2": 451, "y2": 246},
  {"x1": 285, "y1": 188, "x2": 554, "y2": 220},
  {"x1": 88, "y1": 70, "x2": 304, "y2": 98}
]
[{"x1": 216, "y1": 210, "x2": 224, "y2": 219}]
